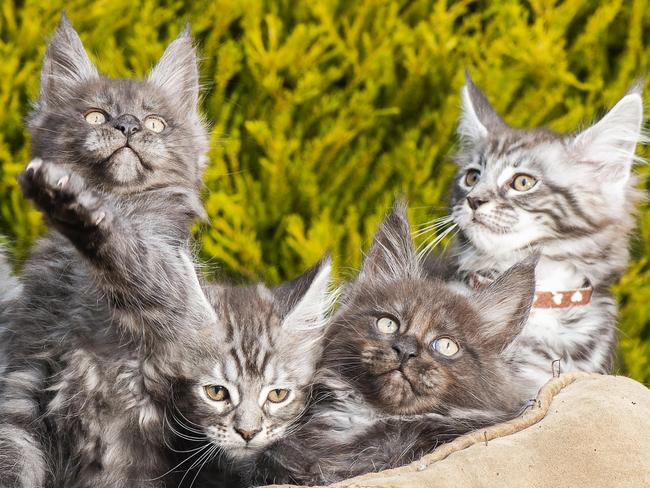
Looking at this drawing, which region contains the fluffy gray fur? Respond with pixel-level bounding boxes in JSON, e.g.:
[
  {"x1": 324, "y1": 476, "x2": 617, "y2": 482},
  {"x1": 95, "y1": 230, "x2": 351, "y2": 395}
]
[
  {"x1": 0, "y1": 14, "x2": 211, "y2": 487},
  {"x1": 443, "y1": 73, "x2": 646, "y2": 398},
  {"x1": 0, "y1": 247, "x2": 19, "y2": 379},
  {"x1": 250, "y1": 203, "x2": 536, "y2": 486},
  {"x1": 1, "y1": 160, "x2": 334, "y2": 487}
]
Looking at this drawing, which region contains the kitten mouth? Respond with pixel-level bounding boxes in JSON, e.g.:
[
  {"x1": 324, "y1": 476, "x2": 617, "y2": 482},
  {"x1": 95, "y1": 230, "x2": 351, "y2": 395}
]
[
  {"x1": 471, "y1": 215, "x2": 509, "y2": 234},
  {"x1": 384, "y1": 368, "x2": 414, "y2": 389},
  {"x1": 105, "y1": 147, "x2": 146, "y2": 183},
  {"x1": 109, "y1": 146, "x2": 142, "y2": 165}
]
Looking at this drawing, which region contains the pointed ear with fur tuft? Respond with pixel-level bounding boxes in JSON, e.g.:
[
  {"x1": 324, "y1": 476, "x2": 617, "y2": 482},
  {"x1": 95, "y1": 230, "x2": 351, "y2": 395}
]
[
  {"x1": 473, "y1": 255, "x2": 537, "y2": 352},
  {"x1": 458, "y1": 71, "x2": 507, "y2": 145},
  {"x1": 571, "y1": 87, "x2": 645, "y2": 190},
  {"x1": 358, "y1": 201, "x2": 420, "y2": 284},
  {"x1": 275, "y1": 258, "x2": 334, "y2": 334},
  {"x1": 148, "y1": 25, "x2": 199, "y2": 117},
  {"x1": 39, "y1": 13, "x2": 99, "y2": 106}
]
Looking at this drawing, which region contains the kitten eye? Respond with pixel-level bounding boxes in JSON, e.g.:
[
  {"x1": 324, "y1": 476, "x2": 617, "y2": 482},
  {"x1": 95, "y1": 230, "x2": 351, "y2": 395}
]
[
  {"x1": 144, "y1": 115, "x2": 166, "y2": 133},
  {"x1": 511, "y1": 174, "x2": 537, "y2": 192},
  {"x1": 204, "y1": 385, "x2": 230, "y2": 402},
  {"x1": 376, "y1": 316, "x2": 399, "y2": 334},
  {"x1": 267, "y1": 389, "x2": 290, "y2": 403},
  {"x1": 85, "y1": 110, "x2": 106, "y2": 125},
  {"x1": 431, "y1": 337, "x2": 460, "y2": 357},
  {"x1": 464, "y1": 169, "x2": 480, "y2": 187}
]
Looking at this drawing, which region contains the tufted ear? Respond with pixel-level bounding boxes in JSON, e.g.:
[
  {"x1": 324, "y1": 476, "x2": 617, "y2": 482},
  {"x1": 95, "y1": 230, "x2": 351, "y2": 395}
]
[
  {"x1": 148, "y1": 24, "x2": 199, "y2": 117},
  {"x1": 571, "y1": 86, "x2": 645, "y2": 191},
  {"x1": 39, "y1": 13, "x2": 99, "y2": 107},
  {"x1": 358, "y1": 201, "x2": 420, "y2": 283},
  {"x1": 473, "y1": 255, "x2": 537, "y2": 352},
  {"x1": 458, "y1": 71, "x2": 507, "y2": 145},
  {"x1": 275, "y1": 258, "x2": 334, "y2": 333}
]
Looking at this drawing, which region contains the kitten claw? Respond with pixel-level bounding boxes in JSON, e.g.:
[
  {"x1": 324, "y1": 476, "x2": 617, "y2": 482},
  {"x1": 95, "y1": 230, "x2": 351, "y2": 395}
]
[
  {"x1": 93, "y1": 211, "x2": 106, "y2": 226},
  {"x1": 56, "y1": 175, "x2": 70, "y2": 188},
  {"x1": 26, "y1": 158, "x2": 43, "y2": 174}
]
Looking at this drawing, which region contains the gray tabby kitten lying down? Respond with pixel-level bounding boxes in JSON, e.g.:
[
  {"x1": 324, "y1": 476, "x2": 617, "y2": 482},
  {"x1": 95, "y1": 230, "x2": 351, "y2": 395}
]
[
  {"x1": 446, "y1": 74, "x2": 645, "y2": 397},
  {"x1": 250, "y1": 204, "x2": 536, "y2": 486},
  {"x1": 0, "y1": 15, "x2": 210, "y2": 487}
]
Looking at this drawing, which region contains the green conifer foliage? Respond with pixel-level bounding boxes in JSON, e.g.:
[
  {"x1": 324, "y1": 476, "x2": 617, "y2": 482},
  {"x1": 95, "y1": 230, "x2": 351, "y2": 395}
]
[{"x1": 0, "y1": 1, "x2": 648, "y2": 382}]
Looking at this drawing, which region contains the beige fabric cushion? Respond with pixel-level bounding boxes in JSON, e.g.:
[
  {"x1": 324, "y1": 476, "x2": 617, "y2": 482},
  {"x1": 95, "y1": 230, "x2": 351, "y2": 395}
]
[{"x1": 269, "y1": 373, "x2": 650, "y2": 488}]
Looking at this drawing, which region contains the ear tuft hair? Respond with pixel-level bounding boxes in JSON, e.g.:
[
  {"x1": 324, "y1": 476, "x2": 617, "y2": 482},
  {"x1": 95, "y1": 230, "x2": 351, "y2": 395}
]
[
  {"x1": 473, "y1": 256, "x2": 537, "y2": 352},
  {"x1": 277, "y1": 258, "x2": 336, "y2": 333},
  {"x1": 358, "y1": 201, "x2": 420, "y2": 284},
  {"x1": 148, "y1": 26, "x2": 199, "y2": 117},
  {"x1": 458, "y1": 71, "x2": 506, "y2": 145},
  {"x1": 571, "y1": 87, "x2": 646, "y2": 187},
  {"x1": 39, "y1": 13, "x2": 99, "y2": 106}
]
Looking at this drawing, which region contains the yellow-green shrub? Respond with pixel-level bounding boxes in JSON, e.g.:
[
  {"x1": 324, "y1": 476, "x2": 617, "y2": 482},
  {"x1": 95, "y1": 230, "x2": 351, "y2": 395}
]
[{"x1": 0, "y1": 0, "x2": 648, "y2": 382}]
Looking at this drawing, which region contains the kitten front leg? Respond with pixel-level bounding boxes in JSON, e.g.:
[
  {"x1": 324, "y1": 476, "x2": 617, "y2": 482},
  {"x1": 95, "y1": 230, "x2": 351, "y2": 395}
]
[
  {"x1": 18, "y1": 159, "x2": 211, "y2": 344},
  {"x1": 18, "y1": 158, "x2": 113, "y2": 258}
]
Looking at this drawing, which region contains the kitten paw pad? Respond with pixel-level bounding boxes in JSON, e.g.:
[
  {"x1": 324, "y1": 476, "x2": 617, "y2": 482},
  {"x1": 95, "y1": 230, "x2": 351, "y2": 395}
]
[{"x1": 18, "y1": 161, "x2": 109, "y2": 231}]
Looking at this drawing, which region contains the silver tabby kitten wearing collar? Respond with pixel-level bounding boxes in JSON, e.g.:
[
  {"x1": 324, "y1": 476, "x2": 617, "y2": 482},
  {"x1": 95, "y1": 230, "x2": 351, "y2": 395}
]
[
  {"x1": 448, "y1": 74, "x2": 645, "y2": 397},
  {"x1": 0, "y1": 15, "x2": 209, "y2": 487}
]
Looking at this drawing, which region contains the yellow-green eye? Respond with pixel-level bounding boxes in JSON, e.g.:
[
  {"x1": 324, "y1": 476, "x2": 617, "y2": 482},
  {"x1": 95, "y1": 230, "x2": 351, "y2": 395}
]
[
  {"x1": 85, "y1": 110, "x2": 106, "y2": 125},
  {"x1": 464, "y1": 169, "x2": 480, "y2": 187},
  {"x1": 267, "y1": 389, "x2": 290, "y2": 403},
  {"x1": 511, "y1": 173, "x2": 537, "y2": 192},
  {"x1": 431, "y1": 337, "x2": 460, "y2": 357},
  {"x1": 144, "y1": 115, "x2": 166, "y2": 133},
  {"x1": 204, "y1": 385, "x2": 229, "y2": 401},
  {"x1": 377, "y1": 316, "x2": 399, "y2": 334}
]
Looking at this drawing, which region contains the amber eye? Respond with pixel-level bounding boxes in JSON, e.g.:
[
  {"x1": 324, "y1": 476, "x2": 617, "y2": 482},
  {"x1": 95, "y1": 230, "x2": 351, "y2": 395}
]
[
  {"x1": 464, "y1": 169, "x2": 480, "y2": 187},
  {"x1": 85, "y1": 110, "x2": 106, "y2": 125},
  {"x1": 431, "y1": 337, "x2": 460, "y2": 357},
  {"x1": 376, "y1": 316, "x2": 399, "y2": 334},
  {"x1": 204, "y1": 385, "x2": 230, "y2": 401},
  {"x1": 267, "y1": 389, "x2": 290, "y2": 403},
  {"x1": 511, "y1": 173, "x2": 537, "y2": 192},
  {"x1": 144, "y1": 115, "x2": 166, "y2": 133}
]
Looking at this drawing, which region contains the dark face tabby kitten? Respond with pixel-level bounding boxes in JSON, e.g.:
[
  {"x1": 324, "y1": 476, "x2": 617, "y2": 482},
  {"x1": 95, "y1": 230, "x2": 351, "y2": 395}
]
[
  {"x1": 0, "y1": 15, "x2": 210, "y2": 488},
  {"x1": 251, "y1": 203, "x2": 536, "y2": 486},
  {"x1": 446, "y1": 73, "x2": 644, "y2": 396}
]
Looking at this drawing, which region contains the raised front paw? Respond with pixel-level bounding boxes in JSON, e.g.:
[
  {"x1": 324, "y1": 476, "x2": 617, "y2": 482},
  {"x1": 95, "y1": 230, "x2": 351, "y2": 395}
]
[{"x1": 18, "y1": 159, "x2": 111, "y2": 234}]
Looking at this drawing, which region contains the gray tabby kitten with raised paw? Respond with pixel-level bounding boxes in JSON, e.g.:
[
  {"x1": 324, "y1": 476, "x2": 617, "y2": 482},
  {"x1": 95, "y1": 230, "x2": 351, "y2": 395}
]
[
  {"x1": 251, "y1": 204, "x2": 536, "y2": 486},
  {"x1": 444, "y1": 73, "x2": 645, "y2": 398},
  {"x1": 0, "y1": 14, "x2": 210, "y2": 487},
  {"x1": 4, "y1": 160, "x2": 333, "y2": 488}
]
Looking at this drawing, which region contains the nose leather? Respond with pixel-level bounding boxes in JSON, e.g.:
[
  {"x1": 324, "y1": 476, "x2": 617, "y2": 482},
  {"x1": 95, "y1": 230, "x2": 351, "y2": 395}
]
[
  {"x1": 112, "y1": 114, "x2": 141, "y2": 137},
  {"x1": 234, "y1": 427, "x2": 261, "y2": 442},
  {"x1": 467, "y1": 196, "x2": 487, "y2": 210},
  {"x1": 392, "y1": 335, "x2": 419, "y2": 363}
]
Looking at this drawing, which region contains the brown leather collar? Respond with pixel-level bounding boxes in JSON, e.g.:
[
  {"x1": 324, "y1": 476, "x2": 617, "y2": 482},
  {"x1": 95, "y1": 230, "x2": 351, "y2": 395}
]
[{"x1": 468, "y1": 272, "x2": 594, "y2": 309}]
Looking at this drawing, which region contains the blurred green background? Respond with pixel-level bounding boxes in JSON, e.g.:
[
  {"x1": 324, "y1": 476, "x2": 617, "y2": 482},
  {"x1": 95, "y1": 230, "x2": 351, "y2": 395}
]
[{"x1": 0, "y1": 0, "x2": 649, "y2": 382}]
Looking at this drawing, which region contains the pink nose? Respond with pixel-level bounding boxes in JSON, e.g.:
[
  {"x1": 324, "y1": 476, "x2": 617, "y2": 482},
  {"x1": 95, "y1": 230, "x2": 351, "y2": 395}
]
[{"x1": 234, "y1": 427, "x2": 261, "y2": 442}]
